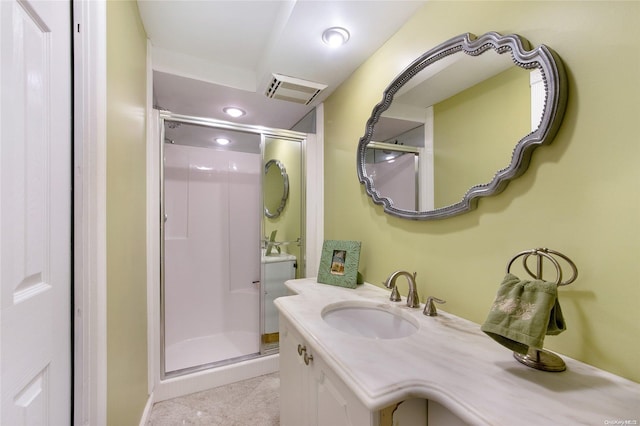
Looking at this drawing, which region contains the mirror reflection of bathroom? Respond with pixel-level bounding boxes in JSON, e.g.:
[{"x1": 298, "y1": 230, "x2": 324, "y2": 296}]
[
  {"x1": 364, "y1": 48, "x2": 545, "y2": 213},
  {"x1": 161, "y1": 118, "x2": 305, "y2": 377},
  {"x1": 261, "y1": 137, "x2": 303, "y2": 351}
]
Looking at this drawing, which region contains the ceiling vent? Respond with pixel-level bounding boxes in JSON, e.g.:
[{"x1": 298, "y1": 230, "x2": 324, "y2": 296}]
[{"x1": 265, "y1": 73, "x2": 328, "y2": 105}]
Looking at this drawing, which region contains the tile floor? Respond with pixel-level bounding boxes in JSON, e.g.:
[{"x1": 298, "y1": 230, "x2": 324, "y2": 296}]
[{"x1": 148, "y1": 373, "x2": 280, "y2": 426}]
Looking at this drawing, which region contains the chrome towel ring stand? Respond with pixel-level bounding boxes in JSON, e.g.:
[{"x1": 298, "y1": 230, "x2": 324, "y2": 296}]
[
  {"x1": 504, "y1": 247, "x2": 578, "y2": 372},
  {"x1": 507, "y1": 247, "x2": 578, "y2": 286}
]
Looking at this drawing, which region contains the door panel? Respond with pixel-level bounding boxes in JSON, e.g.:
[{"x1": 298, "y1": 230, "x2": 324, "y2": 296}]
[{"x1": 1, "y1": 0, "x2": 72, "y2": 424}]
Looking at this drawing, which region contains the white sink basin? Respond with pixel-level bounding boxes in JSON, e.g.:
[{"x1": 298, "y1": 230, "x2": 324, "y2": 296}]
[{"x1": 321, "y1": 301, "x2": 419, "y2": 339}]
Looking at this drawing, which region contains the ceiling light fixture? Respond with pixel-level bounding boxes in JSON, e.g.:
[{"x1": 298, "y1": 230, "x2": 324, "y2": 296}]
[
  {"x1": 322, "y1": 27, "x2": 350, "y2": 48},
  {"x1": 223, "y1": 107, "x2": 245, "y2": 118},
  {"x1": 215, "y1": 138, "x2": 231, "y2": 146}
]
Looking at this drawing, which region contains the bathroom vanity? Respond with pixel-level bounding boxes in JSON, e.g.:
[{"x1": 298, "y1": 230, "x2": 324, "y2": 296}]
[{"x1": 275, "y1": 278, "x2": 640, "y2": 425}]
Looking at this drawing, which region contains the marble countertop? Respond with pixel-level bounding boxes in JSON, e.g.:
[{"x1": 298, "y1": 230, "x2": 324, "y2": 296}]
[{"x1": 274, "y1": 278, "x2": 640, "y2": 425}]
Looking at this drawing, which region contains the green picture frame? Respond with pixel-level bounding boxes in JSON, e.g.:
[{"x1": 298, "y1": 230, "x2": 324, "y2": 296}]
[{"x1": 317, "y1": 240, "x2": 361, "y2": 289}]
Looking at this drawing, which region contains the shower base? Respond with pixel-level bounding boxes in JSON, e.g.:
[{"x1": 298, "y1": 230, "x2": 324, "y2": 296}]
[
  {"x1": 165, "y1": 331, "x2": 260, "y2": 373},
  {"x1": 155, "y1": 348, "x2": 278, "y2": 403}
]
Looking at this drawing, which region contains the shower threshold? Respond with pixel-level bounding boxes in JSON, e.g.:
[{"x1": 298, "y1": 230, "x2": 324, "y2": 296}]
[
  {"x1": 164, "y1": 352, "x2": 264, "y2": 379},
  {"x1": 164, "y1": 330, "x2": 280, "y2": 379},
  {"x1": 165, "y1": 331, "x2": 264, "y2": 375}
]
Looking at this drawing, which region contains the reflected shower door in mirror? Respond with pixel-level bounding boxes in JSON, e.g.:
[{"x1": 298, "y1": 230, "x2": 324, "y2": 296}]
[
  {"x1": 261, "y1": 136, "x2": 303, "y2": 351},
  {"x1": 357, "y1": 32, "x2": 567, "y2": 220},
  {"x1": 365, "y1": 143, "x2": 423, "y2": 211}
]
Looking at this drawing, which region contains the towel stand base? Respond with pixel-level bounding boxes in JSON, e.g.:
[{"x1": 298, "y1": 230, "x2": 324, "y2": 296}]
[{"x1": 513, "y1": 348, "x2": 566, "y2": 372}]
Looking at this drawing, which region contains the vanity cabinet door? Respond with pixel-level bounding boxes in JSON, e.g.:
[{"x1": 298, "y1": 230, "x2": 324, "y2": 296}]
[
  {"x1": 310, "y1": 354, "x2": 377, "y2": 426},
  {"x1": 280, "y1": 315, "x2": 377, "y2": 426},
  {"x1": 280, "y1": 317, "x2": 309, "y2": 426}
]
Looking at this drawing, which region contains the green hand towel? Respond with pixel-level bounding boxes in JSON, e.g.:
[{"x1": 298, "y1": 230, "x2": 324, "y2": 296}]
[{"x1": 481, "y1": 273, "x2": 566, "y2": 354}]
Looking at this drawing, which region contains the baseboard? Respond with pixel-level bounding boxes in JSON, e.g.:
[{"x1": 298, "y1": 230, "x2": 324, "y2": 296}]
[{"x1": 138, "y1": 391, "x2": 155, "y2": 426}]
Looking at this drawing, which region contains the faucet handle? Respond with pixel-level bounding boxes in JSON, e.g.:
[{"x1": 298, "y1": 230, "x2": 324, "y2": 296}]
[{"x1": 423, "y1": 296, "x2": 446, "y2": 316}]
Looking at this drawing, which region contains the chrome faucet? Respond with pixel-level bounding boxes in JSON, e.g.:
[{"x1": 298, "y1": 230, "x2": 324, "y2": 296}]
[{"x1": 383, "y1": 271, "x2": 420, "y2": 308}]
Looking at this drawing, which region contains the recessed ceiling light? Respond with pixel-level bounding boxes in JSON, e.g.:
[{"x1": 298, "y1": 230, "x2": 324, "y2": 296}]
[
  {"x1": 223, "y1": 107, "x2": 245, "y2": 118},
  {"x1": 322, "y1": 27, "x2": 350, "y2": 48},
  {"x1": 216, "y1": 138, "x2": 231, "y2": 146}
]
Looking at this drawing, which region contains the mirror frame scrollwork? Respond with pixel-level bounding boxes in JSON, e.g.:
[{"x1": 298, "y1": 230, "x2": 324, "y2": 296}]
[
  {"x1": 264, "y1": 159, "x2": 289, "y2": 219},
  {"x1": 356, "y1": 32, "x2": 568, "y2": 220}
]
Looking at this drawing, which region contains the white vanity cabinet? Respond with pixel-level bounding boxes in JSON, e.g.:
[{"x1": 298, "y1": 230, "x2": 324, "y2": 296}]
[{"x1": 280, "y1": 315, "x2": 377, "y2": 426}]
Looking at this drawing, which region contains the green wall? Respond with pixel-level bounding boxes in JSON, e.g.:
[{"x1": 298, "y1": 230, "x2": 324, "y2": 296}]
[
  {"x1": 106, "y1": 1, "x2": 149, "y2": 424},
  {"x1": 324, "y1": 1, "x2": 640, "y2": 382}
]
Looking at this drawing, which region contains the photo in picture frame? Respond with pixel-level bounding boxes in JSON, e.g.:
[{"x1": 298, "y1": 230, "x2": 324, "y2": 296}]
[{"x1": 317, "y1": 240, "x2": 361, "y2": 289}]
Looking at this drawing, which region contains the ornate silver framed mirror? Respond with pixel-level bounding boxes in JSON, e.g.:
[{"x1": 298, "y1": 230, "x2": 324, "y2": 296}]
[
  {"x1": 264, "y1": 159, "x2": 289, "y2": 218},
  {"x1": 356, "y1": 32, "x2": 568, "y2": 220}
]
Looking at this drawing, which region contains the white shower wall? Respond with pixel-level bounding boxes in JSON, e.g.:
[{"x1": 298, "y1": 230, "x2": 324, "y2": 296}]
[{"x1": 164, "y1": 143, "x2": 261, "y2": 373}]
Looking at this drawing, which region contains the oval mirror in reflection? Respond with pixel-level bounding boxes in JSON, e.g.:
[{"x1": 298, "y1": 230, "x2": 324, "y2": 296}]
[
  {"x1": 357, "y1": 32, "x2": 567, "y2": 220},
  {"x1": 264, "y1": 159, "x2": 289, "y2": 218}
]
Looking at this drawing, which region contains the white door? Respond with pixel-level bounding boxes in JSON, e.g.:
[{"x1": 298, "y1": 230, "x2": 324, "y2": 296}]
[{"x1": 1, "y1": 0, "x2": 72, "y2": 424}]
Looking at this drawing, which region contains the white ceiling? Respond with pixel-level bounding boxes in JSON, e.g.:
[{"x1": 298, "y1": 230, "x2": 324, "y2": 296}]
[{"x1": 137, "y1": 0, "x2": 426, "y2": 130}]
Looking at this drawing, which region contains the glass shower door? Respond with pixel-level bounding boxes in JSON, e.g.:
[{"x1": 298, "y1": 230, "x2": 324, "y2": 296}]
[
  {"x1": 159, "y1": 112, "x2": 307, "y2": 378},
  {"x1": 162, "y1": 121, "x2": 262, "y2": 376}
]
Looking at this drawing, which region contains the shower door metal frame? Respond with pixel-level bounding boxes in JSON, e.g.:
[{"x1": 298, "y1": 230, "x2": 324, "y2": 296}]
[{"x1": 158, "y1": 110, "x2": 307, "y2": 380}]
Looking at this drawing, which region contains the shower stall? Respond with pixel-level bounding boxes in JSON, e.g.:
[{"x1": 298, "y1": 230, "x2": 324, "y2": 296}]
[{"x1": 158, "y1": 112, "x2": 306, "y2": 383}]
